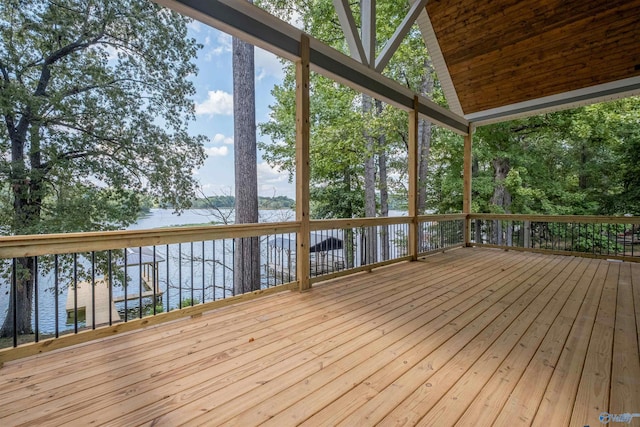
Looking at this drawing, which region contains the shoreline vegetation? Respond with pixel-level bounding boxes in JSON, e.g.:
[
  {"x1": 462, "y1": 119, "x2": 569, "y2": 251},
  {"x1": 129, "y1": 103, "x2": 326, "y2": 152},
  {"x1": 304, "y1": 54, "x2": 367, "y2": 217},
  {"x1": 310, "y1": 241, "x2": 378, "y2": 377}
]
[
  {"x1": 189, "y1": 195, "x2": 295, "y2": 210},
  {"x1": 137, "y1": 193, "x2": 410, "y2": 226}
]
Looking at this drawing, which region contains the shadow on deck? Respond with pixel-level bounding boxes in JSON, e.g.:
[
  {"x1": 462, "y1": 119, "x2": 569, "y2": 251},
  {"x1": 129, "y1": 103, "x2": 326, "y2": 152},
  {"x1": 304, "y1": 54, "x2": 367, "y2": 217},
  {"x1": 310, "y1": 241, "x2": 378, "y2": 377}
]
[{"x1": 1, "y1": 248, "x2": 639, "y2": 426}]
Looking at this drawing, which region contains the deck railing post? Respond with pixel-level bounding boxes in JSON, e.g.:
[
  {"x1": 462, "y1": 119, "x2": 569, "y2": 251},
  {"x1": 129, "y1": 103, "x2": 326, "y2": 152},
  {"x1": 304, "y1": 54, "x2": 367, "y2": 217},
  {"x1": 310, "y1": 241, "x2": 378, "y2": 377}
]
[
  {"x1": 296, "y1": 35, "x2": 311, "y2": 291},
  {"x1": 463, "y1": 126, "x2": 473, "y2": 246},
  {"x1": 408, "y1": 96, "x2": 419, "y2": 260}
]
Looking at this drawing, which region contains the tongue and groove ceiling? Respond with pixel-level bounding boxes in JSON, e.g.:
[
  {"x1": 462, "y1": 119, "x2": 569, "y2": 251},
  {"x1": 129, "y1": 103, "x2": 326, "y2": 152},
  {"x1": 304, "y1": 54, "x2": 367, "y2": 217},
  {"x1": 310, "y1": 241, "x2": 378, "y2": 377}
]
[
  {"x1": 158, "y1": 0, "x2": 640, "y2": 127},
  {"x1": 421, "y1": 0, "x2": 640, "y2": 123}
]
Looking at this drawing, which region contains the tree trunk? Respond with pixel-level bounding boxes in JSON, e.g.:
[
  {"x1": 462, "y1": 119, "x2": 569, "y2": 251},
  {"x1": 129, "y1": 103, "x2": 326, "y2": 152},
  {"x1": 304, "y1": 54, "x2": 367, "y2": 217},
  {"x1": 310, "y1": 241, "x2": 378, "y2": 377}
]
[
  {"x1": 579, "y1": 143, "x2": 588, "y2": 190},
  {"x1": 491, "y1": 158, "x2": 512, "y2": 245},
  {"x1": 362, "y1": 94, "x2": 377, "y2": 265},
  {"x1": 417, "y1": 118, "x2": 432, "y2": 214},
  {"x1": 1, "y1": 179, "x2": 42, "y2": 336},
  {"x1": 417, "y1": 57, "x2": 435, "y2": 214},
  {"x1": 344, "y1": 169, "x2": 356, "y2": 268},
  {"x1": 1, "y1": 257, "x2": 35, "y2": 337},
  {"x1": 376, "y1": 100, "x2": 390, "y2": 261},
  {"x1": 232, "y1": 17, "x2": 260, "y2": 295},
  {"x1": 1, "y1": 122, "x2": 43, "y2": 337},
  {"x1": 472, "y1": 157, "x2": 482, "y2": 243}
]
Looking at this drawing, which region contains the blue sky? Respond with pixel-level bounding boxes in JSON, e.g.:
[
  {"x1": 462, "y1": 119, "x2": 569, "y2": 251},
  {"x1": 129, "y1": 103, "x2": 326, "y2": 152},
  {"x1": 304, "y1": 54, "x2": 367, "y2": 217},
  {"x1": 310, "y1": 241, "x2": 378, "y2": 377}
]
[{"x1": 185, "y1": 21, "x2": 295, "y2": 199}]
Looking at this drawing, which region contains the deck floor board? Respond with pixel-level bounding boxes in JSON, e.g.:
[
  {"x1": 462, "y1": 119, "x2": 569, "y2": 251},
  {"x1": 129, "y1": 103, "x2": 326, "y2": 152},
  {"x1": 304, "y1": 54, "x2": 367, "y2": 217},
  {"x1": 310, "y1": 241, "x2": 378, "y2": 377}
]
[{"x1": 0, "y1": 248, "x2": 638, "y2": 427}]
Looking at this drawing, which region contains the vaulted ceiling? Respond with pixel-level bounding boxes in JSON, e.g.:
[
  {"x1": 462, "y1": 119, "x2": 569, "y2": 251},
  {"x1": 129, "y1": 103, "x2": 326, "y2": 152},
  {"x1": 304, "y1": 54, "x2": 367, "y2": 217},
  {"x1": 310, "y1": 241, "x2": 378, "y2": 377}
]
[
  {"x1": 421, "y1": 0, "x2": 640, "y2": 123},
  {"x1": 158, "y1": 0, "x2": 640, "y2": 129}
]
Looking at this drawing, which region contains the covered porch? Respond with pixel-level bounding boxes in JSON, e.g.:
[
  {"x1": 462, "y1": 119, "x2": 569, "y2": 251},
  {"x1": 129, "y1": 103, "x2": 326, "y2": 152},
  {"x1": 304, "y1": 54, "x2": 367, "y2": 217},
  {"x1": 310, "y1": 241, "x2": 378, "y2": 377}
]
[
  {"x1": 1, "y1": 248, "x2": 638, "y2": 426},
  {"x1": 1, "y1": 0, "x2": 639, "y2": 425}
]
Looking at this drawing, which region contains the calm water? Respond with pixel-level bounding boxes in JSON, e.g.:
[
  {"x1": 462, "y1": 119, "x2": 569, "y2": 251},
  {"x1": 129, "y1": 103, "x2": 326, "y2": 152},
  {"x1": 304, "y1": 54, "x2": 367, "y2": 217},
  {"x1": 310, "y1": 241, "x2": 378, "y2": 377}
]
[{"x1": 130, "y1": 208, "x2": 296, "y2": 229}]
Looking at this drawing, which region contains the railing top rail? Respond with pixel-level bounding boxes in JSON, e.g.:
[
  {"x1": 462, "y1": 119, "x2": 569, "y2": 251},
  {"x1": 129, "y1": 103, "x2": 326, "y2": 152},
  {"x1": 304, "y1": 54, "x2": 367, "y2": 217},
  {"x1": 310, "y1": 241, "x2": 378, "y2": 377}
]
[
  {"x1": 310, "y1": 216, "x2": 412, "y2": 230},
  {"x1": 0, "y1": 221, "x2": 301, "y2": 258},
  {"x1": 469, "y1": 213, "x2": 640, "y2": 224},
  {"x1": 2, "y1": 213, "x2": 637, "y2": 258},
  {"x1": 417, "y1": 214, "x2": 467, "y2": 221}
]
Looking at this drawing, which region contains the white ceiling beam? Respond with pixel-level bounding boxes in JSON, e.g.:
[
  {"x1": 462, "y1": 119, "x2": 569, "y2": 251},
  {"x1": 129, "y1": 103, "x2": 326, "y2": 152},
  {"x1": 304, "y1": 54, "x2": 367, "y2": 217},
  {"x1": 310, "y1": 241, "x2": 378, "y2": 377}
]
[
  {"x1": 333, "y1": 0, "x2": 367, "y2": 65},
  {"x1": 375, "y1": 0, "x2": 429, "y2": 72},
  {"x1": 361, "y1": 0, "x2": 376, "y2": 67},
  {"x1": 413, "y1": 3, "x2": 463, "y2": 115},
  {"x1": 466, "y1": 76, "x2": 640, "y2": 125}
]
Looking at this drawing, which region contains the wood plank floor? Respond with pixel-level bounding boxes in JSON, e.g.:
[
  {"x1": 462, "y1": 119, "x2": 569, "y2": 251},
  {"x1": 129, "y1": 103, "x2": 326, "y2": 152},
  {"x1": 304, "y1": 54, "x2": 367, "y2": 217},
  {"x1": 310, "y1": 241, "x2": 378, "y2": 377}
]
[{"x1": 0, "y1": 248, "x2": 638, "y2": 427}]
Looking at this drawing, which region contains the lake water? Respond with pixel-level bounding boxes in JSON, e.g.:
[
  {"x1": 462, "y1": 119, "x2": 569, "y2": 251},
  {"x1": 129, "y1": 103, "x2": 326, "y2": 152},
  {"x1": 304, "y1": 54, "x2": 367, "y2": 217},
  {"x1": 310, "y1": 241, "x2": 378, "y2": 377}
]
[
  {"x1": 130, "y1": 208, "x2": 297, "y2": 229},
  {"x1": 132, "y1": 207, "x2": 408, "y2": 229}
]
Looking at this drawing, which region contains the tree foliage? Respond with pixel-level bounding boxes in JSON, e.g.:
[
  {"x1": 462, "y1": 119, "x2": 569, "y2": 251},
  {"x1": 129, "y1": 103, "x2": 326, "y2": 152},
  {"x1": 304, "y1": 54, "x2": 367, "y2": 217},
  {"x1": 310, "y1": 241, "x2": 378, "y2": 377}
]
[
  {"x1": 427, "y1": 98, "x2": 640, "y2": 216},
  {"x1": 0, "y1": 0, "x2": 206, "y2": 236},
  {"x1": 0, "y1": 0, "x2": 206, "y2": 336},
  {"x1": 259, "y1": 0, "x2": 436, "y2": 218}
]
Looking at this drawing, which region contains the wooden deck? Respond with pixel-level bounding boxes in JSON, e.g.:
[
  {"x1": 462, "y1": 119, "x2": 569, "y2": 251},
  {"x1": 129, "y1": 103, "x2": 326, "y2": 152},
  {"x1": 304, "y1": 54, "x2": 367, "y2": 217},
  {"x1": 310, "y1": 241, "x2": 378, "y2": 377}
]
[{"x1": 1, "y1": 248, "x2": 639, "y2": 426}]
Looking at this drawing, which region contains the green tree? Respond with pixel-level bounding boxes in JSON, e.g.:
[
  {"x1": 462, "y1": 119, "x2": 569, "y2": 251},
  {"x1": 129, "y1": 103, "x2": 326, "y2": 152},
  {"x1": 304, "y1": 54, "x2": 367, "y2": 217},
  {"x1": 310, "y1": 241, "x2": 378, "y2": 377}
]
[
  {"x1": 259, "y1": 0, "x2": 436, "y2": 218},
  {"x1": 426, "y1": 99, "x2": 640, "y2": 217},
  {"x1": 0, "y1": 0, "x2": 206, "y2": 337}
]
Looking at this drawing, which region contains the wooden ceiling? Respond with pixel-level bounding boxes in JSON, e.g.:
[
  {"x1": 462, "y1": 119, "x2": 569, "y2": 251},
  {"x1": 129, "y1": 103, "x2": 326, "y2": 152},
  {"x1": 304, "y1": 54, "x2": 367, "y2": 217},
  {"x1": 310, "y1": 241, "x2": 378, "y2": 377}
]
[{"x1": 424, "y1": 0, "x2": 640, "y2": 120}]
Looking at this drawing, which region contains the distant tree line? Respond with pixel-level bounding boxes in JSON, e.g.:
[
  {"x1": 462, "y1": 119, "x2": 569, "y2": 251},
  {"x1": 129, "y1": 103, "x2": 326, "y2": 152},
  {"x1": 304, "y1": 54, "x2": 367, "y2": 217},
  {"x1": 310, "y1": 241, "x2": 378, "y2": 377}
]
[{"x1": 187, "y1": 195, "x2": 295, "y2": 210}]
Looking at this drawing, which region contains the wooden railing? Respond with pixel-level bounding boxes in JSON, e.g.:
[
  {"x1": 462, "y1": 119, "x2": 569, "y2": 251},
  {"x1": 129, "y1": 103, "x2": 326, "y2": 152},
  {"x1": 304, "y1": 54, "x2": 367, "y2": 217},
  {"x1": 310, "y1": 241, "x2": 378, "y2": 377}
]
[
  {"x1": 308, "y1": 217, "x2": 413, "y2": 283},
  {"x1": 0, "y1": 222, "x2": 299, "y2": 361},
  {"x1": 3, "y1": 212, "x2": 632, "y2": 362},
  {"x1": 469, "y1": 214, "x2": 640, "y2": 261},
  {"x1": 417, "y1": 214, "x2": 466, "y2": 256}
]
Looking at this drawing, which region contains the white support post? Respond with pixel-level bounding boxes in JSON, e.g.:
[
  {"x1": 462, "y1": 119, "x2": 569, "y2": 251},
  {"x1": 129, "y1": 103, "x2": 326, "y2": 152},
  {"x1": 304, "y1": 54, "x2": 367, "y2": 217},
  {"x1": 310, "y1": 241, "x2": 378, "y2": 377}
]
[
  {"x1": 375, "y1": 0, "x2": 429, "y2": 72},
  {"x1": 333, "y1": 0, "x2": 367, "y2": 64},
  {"x1": 361, "y1": 0, "x2": 376, "y2": 67}
]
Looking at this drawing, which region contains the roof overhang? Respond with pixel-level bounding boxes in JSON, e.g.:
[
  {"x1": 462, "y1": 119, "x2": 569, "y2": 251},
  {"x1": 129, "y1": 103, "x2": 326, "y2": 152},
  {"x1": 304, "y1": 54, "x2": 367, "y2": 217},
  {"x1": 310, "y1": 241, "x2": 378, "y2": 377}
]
[
  {"x1": 156, "y1": 0, "x2": 639, "y2": 129},
  {"x1": 420, "y1": 0, "x2": 640, "y2": 125},
  {"x1": 154, "y1": 0, "x2": 469, "y2": 135}
]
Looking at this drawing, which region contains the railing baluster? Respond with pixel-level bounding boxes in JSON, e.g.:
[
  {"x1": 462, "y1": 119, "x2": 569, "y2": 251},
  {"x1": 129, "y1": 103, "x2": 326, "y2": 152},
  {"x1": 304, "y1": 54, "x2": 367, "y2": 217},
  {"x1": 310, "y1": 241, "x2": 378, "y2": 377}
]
[
  {"x1": 153, "y1": 246, "x2": 157, "y2": 315},
  {"x1": 108, "y1": 250, "x2": 113, "y2": 325},
  {"x1": 138, "y1": 247, "x2": 143, "y2": 319},
  {"x1": 124, "y1": 250, "x2": 128, "y2": 321},
  {"x1": 223, "y1": 239, "x2": 227, "y2": 298},
  {"x1": 212, "y1": 240, "x2": 216, "y2": 301},
  {"x1": 166, "y1": 244, "x2": 170, "y2": 312},
  {"x1": 11, "y1": 258, "x2": 17, "y2": 348},
  {"x1": 202, "y1": 241, "x2": 206, "y2": 302},
  {"x1": 178, "y1": 243, "x2": 182, "y2": 307},
  {"x1": 92, "y1": 251, "x2": 96, "y2": 328},
  {"x1": 73, "y1": 253, "x2": 78, "y2": 333},
  {"x1": 190, "y1": 242, "x2": 194, "y2": 306},
  {"x1": 34, "y1": 256, "x2": 39, "y2": 343}
]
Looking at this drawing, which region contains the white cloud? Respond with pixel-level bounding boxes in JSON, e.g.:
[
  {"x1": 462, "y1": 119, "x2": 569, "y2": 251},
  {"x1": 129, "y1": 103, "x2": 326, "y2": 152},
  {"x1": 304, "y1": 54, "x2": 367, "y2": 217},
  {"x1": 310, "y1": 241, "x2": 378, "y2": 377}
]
[
  {"x1": 257, "y1": 161, "x2": 288, "y2": 184},
  {"x1": 213, "y1": 133, "x2": 234, "y2": 145},
  {"x1": 201, "y1": 183, "x2": 233, "y2": 195},
  {"x1": 188, "y1": 20, "x2": 202, "y2": 33},
  {"x1": 206, "y1": 146, "x2": 229, "y2": 157},
  {"x1": 195, "y1": 90, "x2": 233, "y2": 116},
  {"x1": 201, "y1": 31, "x2": 284, "y2": 80},
  {"x1": 255, "y1": 47, "x2": 285, "y2": 81},
  {"x1": 204, "y1": 32, "x2": 232, "y2": 61}
]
